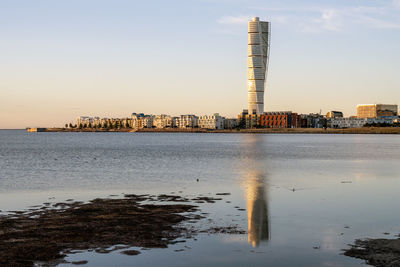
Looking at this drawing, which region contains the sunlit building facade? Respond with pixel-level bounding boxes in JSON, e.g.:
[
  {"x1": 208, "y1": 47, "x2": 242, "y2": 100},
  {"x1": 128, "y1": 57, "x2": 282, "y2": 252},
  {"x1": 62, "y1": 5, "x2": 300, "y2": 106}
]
[
  {"x1": 198, "y1": 114, "x2": 224, "y2": 129},
  {"x1": 248, "y1": 17, "x2": 270, "y2": 114},
  {"x1": 357, "y1": 104, "x2": 398, "y2": 118},
  {"x1": 153, "y1": 114, "x2": 173, "y2": 128},
  {"x1": 260, "y1": 112, "x2": 300, "y2": 128},
  {"x1": 131, "y1": 113, "x2": 154, "y2": 129},
  {"x1": 326, "y1": 111, "x2": 343, "y2": 119},
  {"x1": 177, "y1": 115, "x2": 198, "y2": 128}
]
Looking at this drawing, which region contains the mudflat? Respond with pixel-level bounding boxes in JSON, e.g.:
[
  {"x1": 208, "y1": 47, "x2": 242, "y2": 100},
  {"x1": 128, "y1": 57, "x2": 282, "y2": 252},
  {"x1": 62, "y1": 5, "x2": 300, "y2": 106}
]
[
  {"x1": 0, "y1": 194, "x2": 240, "y2": 267},
  {"x1": 344, "y1": 238, "x2": 400, "y2": 267}
]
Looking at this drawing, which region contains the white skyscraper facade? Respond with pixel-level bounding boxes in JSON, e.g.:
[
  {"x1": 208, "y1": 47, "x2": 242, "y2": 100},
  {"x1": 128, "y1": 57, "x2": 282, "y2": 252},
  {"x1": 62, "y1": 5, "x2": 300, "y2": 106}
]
[{"x1": 247, "y1": 17, "x2": 270, "y2": 114}]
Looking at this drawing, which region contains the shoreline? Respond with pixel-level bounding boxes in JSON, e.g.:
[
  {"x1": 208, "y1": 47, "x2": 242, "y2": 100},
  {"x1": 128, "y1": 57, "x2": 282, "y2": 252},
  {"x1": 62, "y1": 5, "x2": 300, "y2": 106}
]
[{"x1": 26, "y1": 127, "x2": 400, "y2": 134}]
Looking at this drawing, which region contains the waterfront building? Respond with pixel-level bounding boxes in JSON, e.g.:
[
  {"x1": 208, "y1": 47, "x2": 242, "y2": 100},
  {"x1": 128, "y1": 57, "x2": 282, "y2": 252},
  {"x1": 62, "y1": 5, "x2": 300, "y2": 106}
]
[
  {"x1": 301, "y1": 114, "x2": 327, "y2": 128},
  {"x1": 198, "y1": 114, "x2": 224, "y2": 129},
  {"x1": 153, "y1": 114, "x2": 173, "y2": 128},
  {"x1": 238, "y1": 110, "x2": 260, "y2": 129},
  {"x1": 326, "y1": 111, "x2": 343, "y2": 119},
  {"x1": 131, "y1": 113, "x2": 154, "y2": 129},
  {"x1": 224, "y1": 118, "x2": 239, "y2": 129},
  {"x1": 131, "y1": 113, "x2": 143, "y2": 129},
  {"x1": 76, "y1": 116, "x2": 92, "y2": 127},
  {"x1": 260, "y1": 112, "x2": 300, "y2": 128},
  {"x1": 330, "y1": 117, "x2": 366, "y2": 128},
  {"x1": 357, "y1": 104, "x2": 398, "y2": 118},
  {"x1": 247, "y1": 17, "x2": 270, "y2": 114},
  {"x1": 142, "y1": 116, "x2": 154, "y2": 128},
  {"x1": 76, "y1": 116, "x2": 135, "y2": 128},
  {"x1": 177, "y1": 115, "x2": 198, "y2": 128},
  {"x1": 365, "y1": 116, "x2": 398, "y2": 125},
  {"x1": 77, "y1": 116, "x2": 109, "y2": 127},
  {"x1": 327, "y1": 117, "x2": 397, "y2": 128},
  {"x1": 172, "y1": 117, "x2": 179, "y2": 128},
  {"x1": 121, "y1": 118, "x2": 132, "y2": 128}
]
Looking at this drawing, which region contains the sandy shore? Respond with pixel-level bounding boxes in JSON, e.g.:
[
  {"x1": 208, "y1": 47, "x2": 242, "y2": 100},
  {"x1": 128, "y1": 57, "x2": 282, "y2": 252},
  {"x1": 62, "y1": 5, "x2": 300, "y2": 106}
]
[{"x1": 38, "y1": 127, "x2": 400, "y2": 134}]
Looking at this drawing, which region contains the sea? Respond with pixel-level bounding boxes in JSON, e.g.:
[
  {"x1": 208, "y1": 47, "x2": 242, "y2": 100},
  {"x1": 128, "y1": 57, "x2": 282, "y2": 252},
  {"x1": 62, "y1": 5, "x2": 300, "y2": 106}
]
[{"x1": 1, "y1": 130, "x2": 400, "y2": 266}]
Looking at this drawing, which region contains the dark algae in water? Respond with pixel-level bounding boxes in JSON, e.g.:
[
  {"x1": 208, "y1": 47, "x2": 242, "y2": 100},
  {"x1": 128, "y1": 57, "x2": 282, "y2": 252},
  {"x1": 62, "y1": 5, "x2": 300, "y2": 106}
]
[
  {"x1": 344, "y1": 238, "x2": 400, "y2": 267},
  {"x1": 0, "y1": 195, "x2": 199, "y2": 266},
  {"x1": 0, "y1": 193, "x2": 241, "y2": 266}
]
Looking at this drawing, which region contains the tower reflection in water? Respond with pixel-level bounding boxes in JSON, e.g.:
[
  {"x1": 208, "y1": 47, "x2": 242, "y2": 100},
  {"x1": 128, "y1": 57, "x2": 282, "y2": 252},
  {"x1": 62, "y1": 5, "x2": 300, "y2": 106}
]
[{"x1": 241, "y1": 135, "x2": 270, "y2": 247}]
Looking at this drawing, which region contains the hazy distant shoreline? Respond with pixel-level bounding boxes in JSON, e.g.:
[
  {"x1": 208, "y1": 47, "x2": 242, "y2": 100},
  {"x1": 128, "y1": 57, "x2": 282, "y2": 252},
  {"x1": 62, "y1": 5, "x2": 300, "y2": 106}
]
[{"x1": 25, "y1": 127, "x2": 400, "y2": 134}]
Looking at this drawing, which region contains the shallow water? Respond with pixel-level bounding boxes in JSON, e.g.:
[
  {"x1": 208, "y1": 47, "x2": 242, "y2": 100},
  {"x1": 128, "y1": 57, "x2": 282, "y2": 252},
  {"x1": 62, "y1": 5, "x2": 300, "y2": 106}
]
[{"x1": 1, "y1": 130, "x2": 400, "y2": 266}]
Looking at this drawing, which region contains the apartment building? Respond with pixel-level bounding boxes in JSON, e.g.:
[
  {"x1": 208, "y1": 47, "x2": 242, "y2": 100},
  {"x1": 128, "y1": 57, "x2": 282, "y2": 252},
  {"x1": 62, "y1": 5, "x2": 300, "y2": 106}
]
[
  {"x1": 357, "y1": 104, "x2": 398, "y2": 118},
  {"x1": 198, "y1": 114, "x2": 224, "y2": 129},
  {"x1": 260, "y1": 112, "x2": 300, "y2": 128},
  {"x1": 224, "y1": 118, "x2": 239, "y2": 129},
  {"x1": 177, "y1": 115, "x2": 198, "y2": 128},
  {"x1": 153, "y1": 115, "x2": 173, "y2": 128}
]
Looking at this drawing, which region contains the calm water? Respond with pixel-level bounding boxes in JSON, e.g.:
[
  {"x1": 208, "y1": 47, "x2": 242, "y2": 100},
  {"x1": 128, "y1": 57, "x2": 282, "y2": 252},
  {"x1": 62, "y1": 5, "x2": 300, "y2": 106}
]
[{"x1": 1, "y1": 130, "x2": 400, "y2": 266}]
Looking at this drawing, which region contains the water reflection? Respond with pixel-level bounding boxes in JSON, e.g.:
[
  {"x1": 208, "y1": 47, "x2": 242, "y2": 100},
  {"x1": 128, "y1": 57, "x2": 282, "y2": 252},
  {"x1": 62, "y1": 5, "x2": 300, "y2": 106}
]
[{"x1": 241, "y1": 135, "x2": 270, "y2": 247}]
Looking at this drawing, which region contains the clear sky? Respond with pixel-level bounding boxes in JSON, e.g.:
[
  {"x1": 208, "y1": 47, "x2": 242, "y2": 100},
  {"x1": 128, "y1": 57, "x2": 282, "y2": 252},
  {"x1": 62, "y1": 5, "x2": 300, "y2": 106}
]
[{"x1": 1, "y1": 0, "x2": 400, "y2": 128}]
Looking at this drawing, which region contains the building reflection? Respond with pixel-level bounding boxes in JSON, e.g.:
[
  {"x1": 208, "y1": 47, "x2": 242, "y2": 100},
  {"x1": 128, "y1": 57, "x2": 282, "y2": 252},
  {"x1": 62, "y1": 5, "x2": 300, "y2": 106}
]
[{"x1": 241, "y1": 135, "x2": 270, "y2": 247}]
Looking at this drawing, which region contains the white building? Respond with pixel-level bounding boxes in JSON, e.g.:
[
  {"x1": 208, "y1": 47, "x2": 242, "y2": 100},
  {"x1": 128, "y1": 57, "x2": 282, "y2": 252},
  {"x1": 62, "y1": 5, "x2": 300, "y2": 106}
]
[
  {"x1": 131, "y1": 113, "x2": 143, "y2": 129},
  {"x1": 331, "y1": 117, "x2": 397, "y2": 128},
  {"x1": 77, "y1": 116, "x2": 105, "y2": 127},
  {"x1": 153, "y1": 114, "x2": 173, "y2": 128},
  {"x1": 131, "y1": 113, "x2": 153, "y2": 129},
  {"x1": 365, "y1": 117, "x2": 397, "y2": 125},
  {"x1": 142, "y1": 116, "x2": 154, "y2": 128},
  {"x1": 177, "y1": 115, "x2": 198, "y2": 128},
  {"x1": 198, "y1": 114, "x2": 224, "y2": 129},
  {"x1": 330, "y1": 118, "x2": 366, "y2": 128},
  {"x1": 248, "y1": 17, "x2": 270, "y2": 114}
]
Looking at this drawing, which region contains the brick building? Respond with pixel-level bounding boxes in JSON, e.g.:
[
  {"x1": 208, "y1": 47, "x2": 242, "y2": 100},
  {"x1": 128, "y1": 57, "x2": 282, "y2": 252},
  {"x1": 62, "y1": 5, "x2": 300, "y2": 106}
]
[{"x1": 260, "y1": 112, "x2": 300, "y2": 128}]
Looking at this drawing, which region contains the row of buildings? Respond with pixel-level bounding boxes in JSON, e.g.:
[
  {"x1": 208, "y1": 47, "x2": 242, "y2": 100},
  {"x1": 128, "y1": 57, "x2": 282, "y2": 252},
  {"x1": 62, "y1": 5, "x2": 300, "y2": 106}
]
[
  {"x1": 76, "y1": 113, "x2": 239, "y2": 130},
  {"x1": 74, "y1": 104, "x2": 399, "y2": 130},
  {"x1": 238, "y1": 111, "x2": 328, "y2": 129},
  {"x1": 238, "y1": 104, "x2": 399, "y2": 129},
  {"x1": 329, "y1": 104, "x2": 398, "y2": 128}
]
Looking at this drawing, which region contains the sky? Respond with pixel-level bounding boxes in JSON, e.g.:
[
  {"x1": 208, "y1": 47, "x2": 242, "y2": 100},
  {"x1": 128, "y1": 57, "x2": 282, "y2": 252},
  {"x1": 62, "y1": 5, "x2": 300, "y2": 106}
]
[{"x1": 1, "y1": 0, "x2": 400, "y2": 128}]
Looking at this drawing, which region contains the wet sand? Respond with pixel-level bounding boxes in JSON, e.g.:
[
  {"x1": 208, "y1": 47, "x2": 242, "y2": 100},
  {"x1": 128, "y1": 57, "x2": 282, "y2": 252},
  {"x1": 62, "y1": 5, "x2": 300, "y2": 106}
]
[
  {"x1": 344, "y1": 238, "x2": 400, "y2": 266},
  {"x1": 0, "y1": 194, "x2": 242, "y2": 267}
]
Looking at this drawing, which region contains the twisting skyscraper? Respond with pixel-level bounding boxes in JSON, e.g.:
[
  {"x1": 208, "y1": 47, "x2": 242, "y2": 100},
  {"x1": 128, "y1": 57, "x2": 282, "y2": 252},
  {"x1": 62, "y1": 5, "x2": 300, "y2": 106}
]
[{"x1": 247, "y1": 17, "x2": 270, "y2": 114}]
